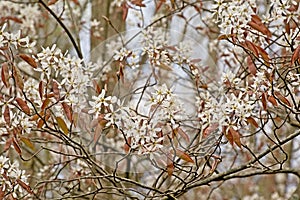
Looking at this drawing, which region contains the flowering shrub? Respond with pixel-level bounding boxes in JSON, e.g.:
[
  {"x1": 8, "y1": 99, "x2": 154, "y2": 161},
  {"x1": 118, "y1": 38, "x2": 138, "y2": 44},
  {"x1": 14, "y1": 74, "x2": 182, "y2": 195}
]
[{"x1": 0, "y1": 0, "x2": 300, "y2": 199}]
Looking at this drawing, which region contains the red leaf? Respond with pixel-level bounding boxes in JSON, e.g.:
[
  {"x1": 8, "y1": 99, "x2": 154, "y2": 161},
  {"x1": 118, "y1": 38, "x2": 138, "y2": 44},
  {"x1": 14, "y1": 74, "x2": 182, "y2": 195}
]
[
  {"x1": 19, "y1": 54, "x2": 38, "y2": 68},
  {"x1": 15, "y1": 98, "x2": 30, "y2": 115}
]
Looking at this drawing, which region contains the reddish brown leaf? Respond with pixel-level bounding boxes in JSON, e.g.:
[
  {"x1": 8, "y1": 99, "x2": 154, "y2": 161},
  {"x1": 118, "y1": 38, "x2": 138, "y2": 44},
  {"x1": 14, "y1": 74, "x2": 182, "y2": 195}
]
[
  {"x1": 131, "y1": 0, "x2": 146, "y2": 7},
  {"x1": 122, "y1": 3, "x2": 129, "y2": 21},
  {"x1": 52, "y1": 80, "x2": 60, "y2": 101},
  {"x1": 248, "y1": 15, "x2": 272, "y2": 38},
  {"x1": 291, "y1": 45, "x2": 300, "y2": 64},
  {"x1": 13, "y1": 137, "x2": 22, "y2": 155},
  {"x1": 4, "y1": 138, "x2": 12, "y2": 152},
  {"x1": 247, "y1": 56, "x2": 257, "y2": 75},
  {"x1": 39, "y1": 81, "x2": 44, "y2": 99},
  {"x1": 177, "y1": 127, "x2": 190, "y2": 142},
  {"x1": 12, "y1": 65, "x2": 24, "y2": 90},
  {"x1": 92, "y1": 80, "x2": 101, "y2": 95},
  {"x1": 16, "y1": 179, "x2": 33, "y2": 194},
  {"x1": 203, "y1": 123, "x2": 219, "y2": 138},
  {"x1": 274, "y1": 91, "x2": 291, "y2": 107},
  {"x1": 15, "y1": 98, "x2": 30, "y2": 115},
  {"x1": 37, "y1": 119, "x2": 44, "y2": 128},
  {"x1": 19, "y1": 54, "x2": 38, "y2": 68},
  {"x1": 229, "y1": 127, "x2": 242, "y2": 148},
  {"x1": 62, "y1": 102, "x2": 72, "y2": 122},
  {"x1": 175, "y1": 149, "x2": 194, "y2": 163},
  {"x1": 268, "y1": 95, "x2": 278, "y2": 107},
  {"x1": 41, "y1": 98, "x2": 50, "y2": 110},
  {"x1": 124, "y1": 137, "x2": 131, "y2": 153},
  {"x1": 1, "y1": 63, "x2": 10, "y2": 87},
  {"x1": 244, "y1": 40, "x2": 259, "y2": 57},
  {"x1": 48, "y1": 0, "x2": 59, "y2": 5},
  {"x1": 246, "y1": 117, "x2": 259, "y2": 128},
  {"x1": 262, "y1": 92, "x2": 267, "y2": 110},
  {"x1": 4, "y1": 106, "x2": 10, "y2": 125},
  {"x1": 166, "y1": 154, "x2": 174, "y2": 176}
]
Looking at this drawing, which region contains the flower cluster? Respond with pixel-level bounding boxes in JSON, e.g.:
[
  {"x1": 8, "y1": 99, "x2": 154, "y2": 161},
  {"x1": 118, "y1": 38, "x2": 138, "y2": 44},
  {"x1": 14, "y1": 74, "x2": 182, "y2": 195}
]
[
  {"x1": 0, "y1": 156, "x2": 30, "y2": 198},
  {"x1": 0, "y1": 24, "x2": 32, "y2": 49},
  {"x1": 0, "y1": 1, "x2": 41, "y2": 34}
]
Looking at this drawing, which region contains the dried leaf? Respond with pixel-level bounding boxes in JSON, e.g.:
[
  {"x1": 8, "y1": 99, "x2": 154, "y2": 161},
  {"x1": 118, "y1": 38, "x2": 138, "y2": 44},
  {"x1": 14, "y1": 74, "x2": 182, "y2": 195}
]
[
  {"x1": 19, "y1": 54, "x2": 38, "y2": 68},
  {"x1": 15, "y1": 98, "x2": 30, "y2": 115},
  {"x1": 56, "y1": 116, "x2": 68, "y2": 134},
  {"x1": 175, "y1": 149, "x2": 194, "y2": 163},
  {"x1": 13, "y1": 137, "x2": 22, "y2": 155},
  {"x1": 20, "y1": 136, "x2": 35, "y2": 150},
  {"x1": 1, "y1": 63, "x2": 10, "y2": 87}
]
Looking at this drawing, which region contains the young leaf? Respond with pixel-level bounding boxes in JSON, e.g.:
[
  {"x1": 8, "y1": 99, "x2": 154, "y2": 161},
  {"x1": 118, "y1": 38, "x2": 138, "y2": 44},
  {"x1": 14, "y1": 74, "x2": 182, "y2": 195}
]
[
  {"x1": 291, "y1": 45, "x2": 300, "y2": 64},
  {"x1": 268, "y1": 95, "x2": 278, "y2": 107},
  {"x1": 20, "y1": 136, "x2": 35, "y2": 150},
  {"x1": 62, "y1": 102, "x2": 72, "y2": 122},
  {"x1": 12, "y1": 65, "x2": 24, "y2": 90},
  {"x1": 124, "y1": 137, "x2": 131, "y2": 153},
  {"x1": 15, "y1": 98, "x2": 30, "y2": 115},
  {"x1": 13, "y1": 137, "x2": 22, "y2": 155},
  {"x1": 56, "y1": 116, "x2": 69, "y2": 134},
  {"x1": 1, "y1": 63, "x2": 10, "y2": 87},
  {"x1": 41, "y1": 98, "x2": 51, "y2": 110},
  {"x1": 274, "y1": 91, "x2": 291, "y2": 107},
  {"x1": 229, "y1": 128, "x2": 242, "y2": 148},
  {"x1": 175, "y1": 149, "x2": 194, "y2": 163},
  {"x1": 52, "y1": 80, "x2": 60, "y2": 101},
  {"x1": 16, "y1": 179, "x2": 33, "y2": 194},
  {"x1": 4, "y1": 106, "x2": 10, "y2": 125},
  {"x1": 166, "y1": 154, "x2": 174, "y2": 176},
  {"x1": 177, "y1": 127, "x2": 190, "y2": 142},
  {"x1": 262, "y1": 92, "x2": 267, "y2": 110},
  {"x1": 247, "y1": 56, "x2": 257, "y2": 75},
  {"x1": 39, "y1": 81, "x2": 44, "y2": 99},
  {"x1": 246, "y1": 117, "x2": 259, "y2": 128},
  {"x1": 19, "y1": 54, "x2": 38, "y2": 68}
]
